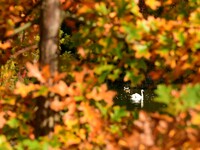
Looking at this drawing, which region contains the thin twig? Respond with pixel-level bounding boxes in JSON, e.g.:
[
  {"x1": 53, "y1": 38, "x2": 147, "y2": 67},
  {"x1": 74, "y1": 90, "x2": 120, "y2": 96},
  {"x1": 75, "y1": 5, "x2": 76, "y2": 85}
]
[{"x1": 12, "y1": 44, "x2": 38, "y2": 58}]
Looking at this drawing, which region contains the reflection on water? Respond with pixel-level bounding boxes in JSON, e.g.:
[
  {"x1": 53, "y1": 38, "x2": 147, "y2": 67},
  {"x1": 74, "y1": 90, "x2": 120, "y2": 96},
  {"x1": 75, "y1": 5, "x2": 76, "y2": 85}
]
[{"x1": 108, "y1": 80, "x2": 165, "y2": 112}]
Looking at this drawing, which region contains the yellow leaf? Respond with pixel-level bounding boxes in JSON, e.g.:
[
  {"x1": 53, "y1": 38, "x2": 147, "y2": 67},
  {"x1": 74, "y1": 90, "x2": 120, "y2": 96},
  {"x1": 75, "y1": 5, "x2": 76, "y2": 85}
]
[
  {"x1": 146, "y1": 0, "x2": 161, "y2": 10},
  {"x1": 14, "y1": 82, "x2": 40, "y2": 97},
  {"x1": 191, "y1": 113, "x2": 200, "y2": 125}
]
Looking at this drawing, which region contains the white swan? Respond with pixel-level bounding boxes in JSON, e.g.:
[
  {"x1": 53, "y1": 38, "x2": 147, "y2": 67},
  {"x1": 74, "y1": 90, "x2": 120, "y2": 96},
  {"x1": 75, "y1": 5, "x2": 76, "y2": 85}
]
[{"x1": 130, "y1": 89, "x2": 144, "y2": 108}]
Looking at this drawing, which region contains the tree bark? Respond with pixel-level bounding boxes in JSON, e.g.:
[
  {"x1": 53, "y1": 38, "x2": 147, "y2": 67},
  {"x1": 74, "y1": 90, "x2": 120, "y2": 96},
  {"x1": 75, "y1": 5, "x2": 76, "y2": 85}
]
[
  {"x1": 34, "y1": 0, "x2": 61, "y2": 137},
  {"x1": 39, "y1": 0, "x2": 61, "y2": 74}
]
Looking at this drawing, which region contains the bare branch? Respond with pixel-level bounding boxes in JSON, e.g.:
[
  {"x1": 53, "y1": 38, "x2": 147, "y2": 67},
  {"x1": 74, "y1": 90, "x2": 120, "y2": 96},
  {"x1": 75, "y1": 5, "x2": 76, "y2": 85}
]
[{"x1": 11, "y1": 44, "x2": 38, "y2": 58}]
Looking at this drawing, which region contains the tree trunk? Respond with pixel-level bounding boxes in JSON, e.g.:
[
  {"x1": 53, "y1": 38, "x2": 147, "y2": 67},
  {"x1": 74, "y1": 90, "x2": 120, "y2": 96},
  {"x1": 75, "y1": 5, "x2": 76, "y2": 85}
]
[
  {"x1": 34, "y1": 0, "x2": 61, "y2": 137},
  {"x1": 39, "y1": 0, "x2": 61, "y2": 74}
]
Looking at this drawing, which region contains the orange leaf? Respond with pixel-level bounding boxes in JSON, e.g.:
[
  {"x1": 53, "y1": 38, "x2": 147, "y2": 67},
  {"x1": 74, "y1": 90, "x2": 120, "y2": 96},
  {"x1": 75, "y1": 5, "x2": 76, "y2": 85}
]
[
  {"x1": 102, "y1": 90, "x2": 116, "y2": 106},
  {"x1": 63, "y1": 97, "x2": 76, "y2": 115},
  {"x1": 5, "y1": 30, "x2": 14, "y2": 37},
  {"x1": 53, "y1": 72, "x2": 66, "y2": 82},
  {"x1": 78, "y1": 47, "x2": 86, "y2": 58},
  {"x1": 86, "y1": 84, "x2": 116, "y2": 106},
  {"x1": 49, "y1": 80, "x2": 68, "y2": 96},
  {"x1": 0, "y1": 112, "x2": 6, "y2": 129},
  {"x1": 62, "y1": 98, "x2": 77, "y2": 129},
  {"x1": 26, "y1": 62, "x2": 46, "y2": 83},
  {"x1": 77, "y1": 5, "x2": 91, "y2": 15},
  {"x1": 50, "y1": 98, "x2": 64, "y2": 111},
  {"x1": 86, "y1": 87, "x2": 102, "y2": 101},
  {"x1": 80, "y1": 102, "x2": 102, "y2": 136},
  {"x1": 0, "y1": 41, "x2": 11, "y2": 50},
  {"x1": 41, "y1": 65, "x2": 51, "y2": 80},
  {"x1": 73, "y1": 66, "x2": 95, "y2": 83}
]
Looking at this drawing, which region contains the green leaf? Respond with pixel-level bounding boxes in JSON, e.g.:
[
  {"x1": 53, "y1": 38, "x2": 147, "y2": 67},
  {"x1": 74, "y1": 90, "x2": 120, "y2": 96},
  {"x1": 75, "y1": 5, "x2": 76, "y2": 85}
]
[
  {"x1": 96, "y1": 2, "x2": 109, "y2": 15},
  {"x1": 125, "y1": 71, "x2": 143, "y2": 85},
  {"x1": 109, "y1": 124, "x2": 120, "y2": 134},
  {"x1": 111, "y1": 106, "x2": 128, "y2": 122},
  {"x1": 74, "y1": 96, "x2": 84, "y2": 101},
  {"x1": 7, "y1": 118, "x2": 19, "y2": 128},
  {"x1": 95, "y1": 64, "x2": 115, "y2": 75},
  {"x1": 22, "y1": 139, "x2": 40, "y2": 150},
  {"x1": 154, "y1": 84, "x2": 173, "y2": 104},
  {"x1": 116, "y1": 0, "x2": 128, "y2": 17},
  {"x1": 34, "y1": 86, "x2": 48, "y2": 97},
  {"x1": 113, "y1": 42, "x2": 123, "y2": 58},
  {"x1": 95, "y1": 102, "x2": 107, "y2": 117},
  {"x1": 122, "y1": 23, "x2": 141, "y2": 42},
  {"x1": 177, "y1": 32, "x2": 185, "y2": 46},
  {"x1": 137, "y1": 59, "x2": 147, "y2": 71},
  {"x1": 108, "y1": 68, "x2": 121, "y2": 81},
  {"x1": 181, "y1": 84, "x2": 200, "y2": 109},
  {"x1": 129, "y1": 0, "x2": 141, "y2": 17}
]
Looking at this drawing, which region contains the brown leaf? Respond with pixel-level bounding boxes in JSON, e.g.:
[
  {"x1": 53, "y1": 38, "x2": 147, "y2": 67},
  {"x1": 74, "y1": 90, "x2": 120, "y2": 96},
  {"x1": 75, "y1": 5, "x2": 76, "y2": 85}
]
[{"x1": 151, "y1": 112, "x2": 174, "y2": 122}]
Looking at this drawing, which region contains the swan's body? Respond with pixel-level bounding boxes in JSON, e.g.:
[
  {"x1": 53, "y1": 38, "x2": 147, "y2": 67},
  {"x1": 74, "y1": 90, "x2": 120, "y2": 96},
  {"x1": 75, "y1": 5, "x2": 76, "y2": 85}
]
[{"x1": 130, "y1": 89, "x2": 144, "y2": 107}]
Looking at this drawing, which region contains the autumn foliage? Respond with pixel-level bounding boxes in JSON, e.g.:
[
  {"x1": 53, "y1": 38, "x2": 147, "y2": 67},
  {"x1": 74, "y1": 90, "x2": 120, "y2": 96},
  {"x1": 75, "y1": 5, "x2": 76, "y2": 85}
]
[{"x1": 1, "y1": 0, "x2": 200, "y2": 149}]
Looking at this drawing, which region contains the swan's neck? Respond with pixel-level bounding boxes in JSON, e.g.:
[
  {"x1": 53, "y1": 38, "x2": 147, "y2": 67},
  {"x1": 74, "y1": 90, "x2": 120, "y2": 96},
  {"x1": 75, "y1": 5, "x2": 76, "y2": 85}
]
[
  {"x1": 141, "y1": 90, "x2": 144, "y2": 99},
  {"x1": 141, "y1": 90, "x2": 144, "y2": 108}
]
